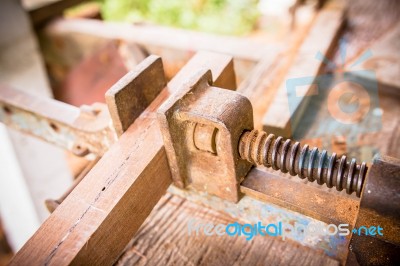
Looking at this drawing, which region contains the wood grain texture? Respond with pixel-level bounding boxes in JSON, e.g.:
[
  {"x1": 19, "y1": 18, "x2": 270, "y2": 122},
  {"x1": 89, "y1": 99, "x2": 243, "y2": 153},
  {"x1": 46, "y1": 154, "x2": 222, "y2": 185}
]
[
  {"x1": 10, "y1": 100, "x2": 172, "y2": 265},
  {"x1": 105, "y1": 55, "x2": 166, "y2": 136},
  {"x1": 117, "y1": 193, "x2": 339, "y2": 266}
]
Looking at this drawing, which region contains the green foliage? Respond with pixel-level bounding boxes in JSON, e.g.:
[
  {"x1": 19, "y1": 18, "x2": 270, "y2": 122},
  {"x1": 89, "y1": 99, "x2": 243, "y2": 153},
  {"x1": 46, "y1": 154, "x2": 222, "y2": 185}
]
[{"x1": 99, "y1": 0, "x2": 260, "y2": 35}]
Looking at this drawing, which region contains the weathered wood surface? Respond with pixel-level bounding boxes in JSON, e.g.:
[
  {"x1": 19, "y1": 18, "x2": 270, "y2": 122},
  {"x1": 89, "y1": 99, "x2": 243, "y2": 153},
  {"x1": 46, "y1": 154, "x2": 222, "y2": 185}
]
[
  {"x1": 237, "y1": 5, "x2": 315, "y2": 130},
  {"x1": 262, "y1": 6, "x2": 345, "y2": 137},
  {"x1": 105, "y1": 55, "x2": 166, "y2": 136},
  {"x1": 339, "y1": 0, "x2": 400, "y2": 68},
  {"x1": 10, "y1": 99, "x2": 172, "y2": 265},
  {"x1": 117, "y1": 193, "x2": 339, "y2": 266},
  {"x1": 293, "y1": 74, "x2": 400, "y2": 164}
]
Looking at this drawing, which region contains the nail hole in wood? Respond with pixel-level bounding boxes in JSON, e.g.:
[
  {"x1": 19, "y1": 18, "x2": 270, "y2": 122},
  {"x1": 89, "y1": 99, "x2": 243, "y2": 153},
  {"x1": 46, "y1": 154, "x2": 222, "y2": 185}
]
[
  {"x1": 3, "y1": 106, "x2": 12, "y2": 114},
  {"x1": 50, "y1": 122, "x2": 59, "y2": 132}
]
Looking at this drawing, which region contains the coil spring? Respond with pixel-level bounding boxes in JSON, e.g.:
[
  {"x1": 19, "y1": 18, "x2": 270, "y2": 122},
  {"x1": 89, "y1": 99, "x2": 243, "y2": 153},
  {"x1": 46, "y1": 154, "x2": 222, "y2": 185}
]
[{"x1": 238, "y1": 130, "x2": 367, "y2": 197}]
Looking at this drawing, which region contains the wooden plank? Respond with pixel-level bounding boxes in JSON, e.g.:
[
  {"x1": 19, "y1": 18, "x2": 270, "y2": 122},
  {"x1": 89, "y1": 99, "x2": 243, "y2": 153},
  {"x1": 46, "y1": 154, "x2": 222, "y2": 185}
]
[
  {"x1": 237, "y1": 4, "x2": 316, "y2": 130},
  {"x1": 43, "y1": 18, "x2": 271, "y2": 62},
  {"x1": 341, "y1": 0, "x2": 400, "y2": 97},
  {"x1": 238, "y1": 4, "x2": 316, "y2": 130},
  {"x1": 116, "y1": 193, "x2": 339, "y2": 266},
  {"x1": 169, "y1": 52, "x2": 236, "y2": 91},
  {"x1": 238, "y1": 49, "x2": 287, "y2": 130},
  {"x1": 10, "y1": 51, "x2": 236, "y2": 265},
  {"x1": 10, "y1": 105, "x2": 171, "y2": 265},
  {"x1": 262, "y1": 7, "x2": 345, "y2": 137},
  {"x1": 105, "y1": 55, "x2": 166, "y2": 136}
]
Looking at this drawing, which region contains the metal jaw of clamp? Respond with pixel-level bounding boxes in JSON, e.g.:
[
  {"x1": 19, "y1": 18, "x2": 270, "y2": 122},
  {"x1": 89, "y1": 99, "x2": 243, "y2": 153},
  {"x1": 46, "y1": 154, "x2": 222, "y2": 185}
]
[{"x1": 157, "y1": 70, "x2": 253, "y2": 202}]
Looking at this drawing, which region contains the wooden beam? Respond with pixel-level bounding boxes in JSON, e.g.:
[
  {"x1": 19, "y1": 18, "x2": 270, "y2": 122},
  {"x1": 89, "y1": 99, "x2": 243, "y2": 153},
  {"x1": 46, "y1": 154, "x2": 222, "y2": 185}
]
[
  {"x1": 10, "y1": 51, "x2": 236, "y2": 265},
  {"x1": 238, "y1": 50, "x2": 285, "y2": 129},
  {"x1": 262, "y1": 7, "x2": 345, "y2": 137},
  {"x1": 43, "y1": 18, "x2": 271, "y2": 62},
  {"x1": 105, "y1": 55, "x2": 166, "y2": 136}
]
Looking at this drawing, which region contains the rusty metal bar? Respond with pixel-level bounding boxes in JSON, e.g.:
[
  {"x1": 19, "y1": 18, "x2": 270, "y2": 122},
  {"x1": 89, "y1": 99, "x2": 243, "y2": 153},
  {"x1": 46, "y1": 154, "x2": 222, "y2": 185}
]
[
  {"x1": 0, "y1": 55, "x2": 165, "y2": 158},
  {"x1": 240, "y1": 167, "x2": 360, "y2": 226},
  {"x1": 0, "y1": 85, "x2": 117, "y2": 157}
]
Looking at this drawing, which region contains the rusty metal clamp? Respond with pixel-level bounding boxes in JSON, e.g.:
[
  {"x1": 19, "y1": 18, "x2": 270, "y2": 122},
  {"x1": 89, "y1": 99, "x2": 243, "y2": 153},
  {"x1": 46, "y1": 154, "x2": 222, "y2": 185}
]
[{"x1": 157, "y1": 70, "x2": 253, "y2": 202}]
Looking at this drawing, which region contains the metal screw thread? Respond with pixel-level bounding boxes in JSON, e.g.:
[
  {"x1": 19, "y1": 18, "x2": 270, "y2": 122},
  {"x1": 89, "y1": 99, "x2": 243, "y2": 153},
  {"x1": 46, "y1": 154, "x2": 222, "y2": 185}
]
[{"x1": 238, "y1": 130, "x2": 367, "y2": 197}]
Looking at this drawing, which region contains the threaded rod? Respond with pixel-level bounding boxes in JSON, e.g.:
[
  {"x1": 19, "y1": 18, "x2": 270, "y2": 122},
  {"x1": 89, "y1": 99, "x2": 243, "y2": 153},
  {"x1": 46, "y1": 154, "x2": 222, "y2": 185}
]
[{"x1": 239, "y1": 130, "x2": 367, "y2": 197}]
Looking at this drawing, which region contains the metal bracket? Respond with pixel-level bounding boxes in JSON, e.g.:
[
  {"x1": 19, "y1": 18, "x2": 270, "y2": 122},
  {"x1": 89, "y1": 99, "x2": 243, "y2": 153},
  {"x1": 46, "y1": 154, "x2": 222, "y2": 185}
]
[
  {"x1": 0, "y1": 55, "x2": 166, "y2": 157},
  {"x1": 157, "y1": 70, "x2": 253, "y2": 202}
]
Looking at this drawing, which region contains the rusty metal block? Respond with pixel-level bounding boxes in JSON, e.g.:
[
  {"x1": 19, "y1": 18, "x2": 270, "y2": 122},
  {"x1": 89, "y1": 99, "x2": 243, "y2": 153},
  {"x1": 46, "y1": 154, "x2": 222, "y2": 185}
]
[
  {"x1": 157, "y1": 70, "x2": 253, "y2": 202},
  {"x1": 349, "y1": 155, "x2": 400, "y2": 265}
]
